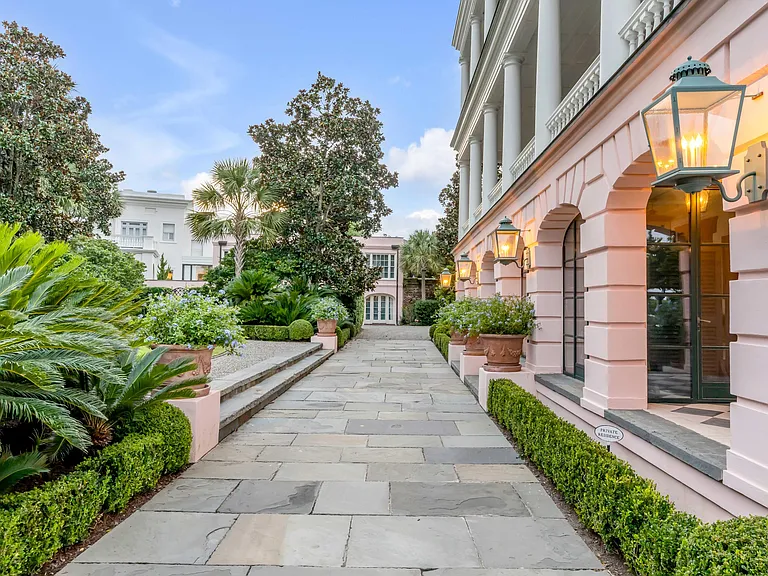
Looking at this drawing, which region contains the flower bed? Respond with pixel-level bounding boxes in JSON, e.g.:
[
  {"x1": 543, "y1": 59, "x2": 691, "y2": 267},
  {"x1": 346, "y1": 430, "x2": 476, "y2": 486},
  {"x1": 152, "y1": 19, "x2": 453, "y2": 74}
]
[
  {"x1": 0, "y1": 404, "x2": 191, "y2": 576},
  {"x1": 488, "y1": 379, "x2": 768, "y2": 576}
]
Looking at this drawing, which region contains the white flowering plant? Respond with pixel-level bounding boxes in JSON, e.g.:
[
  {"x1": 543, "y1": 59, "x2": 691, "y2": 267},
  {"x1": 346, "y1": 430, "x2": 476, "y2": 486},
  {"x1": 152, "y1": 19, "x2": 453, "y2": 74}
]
[
  {"x1": 436, "y1": 298, "x2": 478, "y2": 334},
  {"x1": 309, "y1": 297, "x2": 349, "y2": 323},
  {"x1": 138, "y1": 291, "x2": 245, "y2": 354},
  {"x1": 464, "y1": 295, "x2": 537, "y2": 337}
]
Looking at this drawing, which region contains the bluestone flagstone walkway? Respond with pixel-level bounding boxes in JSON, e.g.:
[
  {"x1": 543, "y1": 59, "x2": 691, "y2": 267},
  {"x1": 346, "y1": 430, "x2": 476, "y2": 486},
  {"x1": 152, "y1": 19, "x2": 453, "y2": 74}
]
[{"x1": 62, "y1": 326, "x2": 606, "y2": 575}]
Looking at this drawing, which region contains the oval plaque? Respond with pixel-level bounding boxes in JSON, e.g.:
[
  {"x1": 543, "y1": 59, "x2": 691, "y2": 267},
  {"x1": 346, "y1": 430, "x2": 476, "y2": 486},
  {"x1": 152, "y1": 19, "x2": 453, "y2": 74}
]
[{"x1": 594, "y1": 424, "x2": 624, "y2": 443}]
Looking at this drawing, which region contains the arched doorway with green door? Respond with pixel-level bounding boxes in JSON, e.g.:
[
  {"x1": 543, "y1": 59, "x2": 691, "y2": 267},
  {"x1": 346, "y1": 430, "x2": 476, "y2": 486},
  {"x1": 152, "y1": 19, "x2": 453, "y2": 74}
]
[{"x1": 646, "y1": 187, "x2": 736, "y2": 402}]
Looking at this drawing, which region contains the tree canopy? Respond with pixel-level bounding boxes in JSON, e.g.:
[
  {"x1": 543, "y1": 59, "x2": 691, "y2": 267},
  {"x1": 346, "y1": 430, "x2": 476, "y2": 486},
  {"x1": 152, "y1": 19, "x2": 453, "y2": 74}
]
[
  {"x1": 0, "y1": 21, "x2": 124, "y2": 241},
  {"x1": 67, "y1": 236, "x2": 146, "y2": 291},
  {"x1": 249, "y1": 72, "x2": 397, "y2": 303},
  {"x1": 401, "y1": 230, "x2": 443, "y2": 300},
  {"x1": 434, "y1": 168, "x2": 459, "y2": 266}
]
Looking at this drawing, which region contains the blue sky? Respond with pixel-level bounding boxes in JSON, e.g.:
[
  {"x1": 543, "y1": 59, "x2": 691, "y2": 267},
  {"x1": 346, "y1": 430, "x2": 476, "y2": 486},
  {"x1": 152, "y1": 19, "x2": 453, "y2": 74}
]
[{"x1": 5, "y1": 0, "x2": 460, "y2": 237}]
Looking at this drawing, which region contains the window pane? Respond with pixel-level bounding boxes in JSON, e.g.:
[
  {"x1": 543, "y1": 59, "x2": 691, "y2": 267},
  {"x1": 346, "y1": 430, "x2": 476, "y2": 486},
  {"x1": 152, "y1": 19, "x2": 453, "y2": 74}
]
[
  {"x1": 388, "y1": 297, "x2": 393, "y2": 321},
  {"x1": 700, "y1": 296, "x2": 734, "y2": 349},
  {"x1": 162, "y1": 223, "x2": 175, "y2": 241},
  {"x1": 366, "y1": 298, "x2": 370, "y2": 320},
  {"x1": 373, "y1": 297, "x2": 379, "y2": 320},
  {"x1": 648, "y1": 348, "x2": 692, "y2": 399},
  {"x1": 647, "y1": 188, "x2": 690, "y2": 243},
  {"x1": 648, "y1": 296, "x2": 691, "y2": 346},
  {"x1": 647, "y1": 246, "x2": 690, "y2": 295},
  {"x1": 701, "y1": 348, "x2": 730, "y2": 384},
  {"x1": 563, "y1": 336, "x2": 575, "y2": 375}
]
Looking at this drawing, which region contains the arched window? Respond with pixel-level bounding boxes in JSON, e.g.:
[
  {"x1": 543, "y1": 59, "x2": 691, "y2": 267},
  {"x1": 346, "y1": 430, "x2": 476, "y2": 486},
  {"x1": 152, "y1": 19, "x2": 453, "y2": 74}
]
[
  {"x1": 563, "y1": 216, "x2": 585, "y2": 380},
  {"x1": 365, "y1": 294, "x2": 395, "y2": 323}
]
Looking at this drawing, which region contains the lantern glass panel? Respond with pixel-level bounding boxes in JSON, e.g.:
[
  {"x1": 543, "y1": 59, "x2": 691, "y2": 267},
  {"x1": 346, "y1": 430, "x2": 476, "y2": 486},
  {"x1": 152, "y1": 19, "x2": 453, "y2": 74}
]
[
  {"x1": 644, "y1": 94, "x2": 678, "y2": 177},
  {"x1": 493, "y1": 229, "x2": 521, "y2": 261},
  {"x1": 458, "y1": 261, "x2": 472, "y2": 281},
  {"x1": 676, "y1": 89, "x2": 742, "y2": 169}
]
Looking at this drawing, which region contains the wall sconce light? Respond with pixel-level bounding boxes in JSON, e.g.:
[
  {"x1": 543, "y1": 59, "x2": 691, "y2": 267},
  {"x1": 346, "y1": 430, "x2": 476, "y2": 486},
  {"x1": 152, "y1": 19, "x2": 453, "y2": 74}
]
[
  {"x1": 456, "y1": 253, "x2": 475, "y2": 284},
  {"x1": 440, "y1": 268, "x2": 452, "y2": 288}
]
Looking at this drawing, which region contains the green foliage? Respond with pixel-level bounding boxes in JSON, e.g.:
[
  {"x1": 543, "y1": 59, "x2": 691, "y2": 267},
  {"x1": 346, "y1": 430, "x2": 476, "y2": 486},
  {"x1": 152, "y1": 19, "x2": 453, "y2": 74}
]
[
  {"x1": 413, "y1": 299, "x2": 440, "y2": 326},
  {"x1": 401, "y1": 303, "x2": 415, "y2": 325},
  {"x1": 436, "y1": 297, "x2": 475, "y2": 334},
  {"x1": 204, "y1": 243, "x2": 298, "y2": 293},
  {"x1": 434, "y1": 168, "x2": 459, "y2": 266},
  {"x1": 309, "y1": 296, "x2": 349, "y2": 323},
  {"x1": 336, "y1": 326, "x2": 351, "y2": 348},
  {"x1": 0, "y1": 452, "x2": 48, "y2": 494},
  {"x1": 434, "y1": 284, "x2": 456, "y2": 307},
  {"x1": 65, "y1": 236, "x2": 146, "y2": 290},
  {"x1": 432, "y1": 331, "x2": 450, "y2": 360},
  {"x1": 250, "y1": 72, "x2": 396, "y2": 302},
  {"x1": 353, "y1": 294, "x2": 365, "y2": 334},
  {"x1": 401, "y1": 230, "x2": 443, "y2": 300},
  {"x1": 266, "y1": 291, "x2": 316, "y2": 326},
  {"x1": 288, "y1": 319, "x2": 314, "y2": 341},
  {"x1": 0, "y1": 22, "x2": 124, "y2": 241},
  {"x1": 243, "y1": 325, "x2": 290, "y2": 341},
  {"x1": 120, "y1": 403, "x2": 191, "y2": 474},
  {"x1": 77, "y1": 433, "x2": 164, "y2": 512},
  {"x1": 156, "y1": 253, "x2": 173, "y2": 280},
  {"x1": 187, "y1": 158, "x2": 287, "y2": 277},
  {"x1": 226, "y1": 269, "x2": 278, "y2": 304},
  {"x1": 138, "y1": 291, "x2": 244, "y2": 353},
  {"x1": 675, "y1": 516, "x2": 768, "y2": 576},
  {"x1": 470, "y1": 295, "x2": 537, "y2": 336}
]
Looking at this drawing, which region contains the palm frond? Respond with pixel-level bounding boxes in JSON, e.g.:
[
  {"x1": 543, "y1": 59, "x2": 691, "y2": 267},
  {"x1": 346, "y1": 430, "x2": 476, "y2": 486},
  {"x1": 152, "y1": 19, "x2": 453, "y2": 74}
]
[
  {"x1": 0, "y1": 394, "x2": 92, "y2": 450},
  {"x1": 0, "y1": 451, "x2": 49, "y2": 494}
]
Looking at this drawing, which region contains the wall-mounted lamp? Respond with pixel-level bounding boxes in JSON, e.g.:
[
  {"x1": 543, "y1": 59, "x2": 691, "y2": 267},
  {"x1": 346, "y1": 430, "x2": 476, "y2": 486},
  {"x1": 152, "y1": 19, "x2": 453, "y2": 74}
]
[
  {"x1": 440, "y1": 268, "x2": 453, "y2": 288},
  {"x1": 456, "y1": 253, "x2": 475, "y2": 284}
]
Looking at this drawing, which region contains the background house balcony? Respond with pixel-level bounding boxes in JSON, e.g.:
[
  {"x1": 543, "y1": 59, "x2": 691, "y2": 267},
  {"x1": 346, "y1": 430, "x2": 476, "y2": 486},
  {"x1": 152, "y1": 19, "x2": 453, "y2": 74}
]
[{"x1": 109, "y1": 235, "x2": 157, "y2": 253}]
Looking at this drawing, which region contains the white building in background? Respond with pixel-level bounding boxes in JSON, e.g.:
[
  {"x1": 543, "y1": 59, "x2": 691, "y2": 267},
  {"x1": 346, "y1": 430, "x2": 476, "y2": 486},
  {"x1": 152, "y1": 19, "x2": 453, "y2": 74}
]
[
  {"x1": 359, "y1": 236, "x2": 405, "y2": 325},
  {"x1": 106, "y1": 189, "x2": 213, "y2": 282}
]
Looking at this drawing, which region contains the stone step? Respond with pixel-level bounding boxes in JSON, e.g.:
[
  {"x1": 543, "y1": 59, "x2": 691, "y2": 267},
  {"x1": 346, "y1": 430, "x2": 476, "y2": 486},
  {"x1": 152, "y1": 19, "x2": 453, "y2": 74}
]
[
  {"x1": 212, "y1": 343, "x2": 322, "y2": 402},
  {"x1": 218, "y1": 349, "x2": 333, "y2": 441}
]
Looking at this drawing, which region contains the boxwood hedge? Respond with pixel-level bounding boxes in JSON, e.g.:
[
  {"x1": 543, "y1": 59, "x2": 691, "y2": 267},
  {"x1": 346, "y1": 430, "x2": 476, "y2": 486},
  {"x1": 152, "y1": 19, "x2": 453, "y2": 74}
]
[
  {"x1": 242, "y1": 325, "x2": 290, "y2": 341},
  {"x1": 487, "y1": 379, "x2": 768, "y2": 576}
]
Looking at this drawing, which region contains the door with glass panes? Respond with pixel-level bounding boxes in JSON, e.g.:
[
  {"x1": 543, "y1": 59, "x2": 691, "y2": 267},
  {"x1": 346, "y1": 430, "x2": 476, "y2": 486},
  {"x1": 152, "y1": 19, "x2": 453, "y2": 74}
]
[
  {"x1": 365, "y1": 295, "x2": 395, "y2": 324},
  {"x1": 646, "y1": 187, "x2": 735, "y2": 401}
]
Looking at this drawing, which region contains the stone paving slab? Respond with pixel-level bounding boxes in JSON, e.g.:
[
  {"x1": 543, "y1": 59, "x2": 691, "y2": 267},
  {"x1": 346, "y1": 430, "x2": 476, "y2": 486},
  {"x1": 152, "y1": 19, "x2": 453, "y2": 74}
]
[
  {"x1": 423, "y1": 447, "x2": 523, "y2": 465},
  {"x1": 346, "y1": 419, "x2": 460, "y2": 436},
  {"x1": 218, "y1": 481, "x2": 320, "y2": 514},
  {"x1": 203, "y1": 444, "x2": 264, "y2": 461},
  {"x1": 248, "y1": 570, "x2": 421, "y2": 575},
  {"x1": 366, "y1": 435, "x2": 443, "y2": 448},
  {"x1": 273, "y1": 462, "x2": 367, "y2": 481},
  {"x1": 257, "y1": 446, "x2": 342, "y2": 463},
  {"x1": 243, "y1": 418, "x2": 347, "y2": 434},
  {"x1": 222, "y1": 433, "x2": 296, "y2": 445},
  {"x1": 60, "y1": 566, "x2": 250, "y2": 575},
  {"x1": 455, "y1": 464, "x2": 538, "y2": 483},
  {"x1": 366, "y1": 463, "x2": 458, "y2": 482},
  {"x1": 377, "y1": 411, "x2": 428, "y2": 420},
  {"x1": 183, "y1": 461, "x2": 279, "y2": 480},
  {"x1": 313, "y1": 481, "x2": 389, "y2": 515},
  {"x1": 292, "y1": 434, "x2": 368, "y2": 447},
  {"x1": 143, "y1": 479, "x2": 239, "y2": 512},
  {"x1": 426, "y1": 571, "x2": 606, "y2": 575},
  {"x1": 75, "y1": 512, "x2": 236, "y2": 564},
  {"x1": 390, "y1": 482, "x2": 528, "y2": 517},
  {"x1": 342, "y1": 447, "x2": 424, "y2": 463},
  {"x1": 515, "y1": 483, "x2": 565, "y2": 518}
]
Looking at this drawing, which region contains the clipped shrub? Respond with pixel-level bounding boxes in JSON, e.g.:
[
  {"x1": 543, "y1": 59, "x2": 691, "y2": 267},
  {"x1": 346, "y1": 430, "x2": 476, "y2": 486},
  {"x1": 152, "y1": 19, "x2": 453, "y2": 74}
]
[
  {"x1": 336, "y1": 326, "x2": 351, "y2": 348},
  {"x1": 77, "y1": 433, "x2": 165, "y2": 512},
  {"x1": 434, "y1": 333, "x2": 450, "y2": 360},
  {"x1": 353, "y1": 294, "x2": 365, "y2": 334},
  {"x1": 675, "y1": 516, "x2": 768, "y2": 576},
  {"x1": 243, "y1": 325, "x2": 290, "y2": 341},
  {"x1": 289, "y1": 319, "x2": 314, "y2": 341},
  {"x1": 122, "y1": 403, "x2": 192, "y2": 474},
  {"x1": 429, "y1": 324, "x2": 437, "y2": 339},
  {"x1": 413, "y1": 299, "x2": 440, "y2": 326}
]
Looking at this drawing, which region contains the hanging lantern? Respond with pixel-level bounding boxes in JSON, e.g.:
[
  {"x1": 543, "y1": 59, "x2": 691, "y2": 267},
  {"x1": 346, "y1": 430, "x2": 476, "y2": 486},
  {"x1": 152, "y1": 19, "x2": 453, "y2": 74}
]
[
  {"x1": 641, "y1": 56, "x2": 745, "y2": 200},
  {"x1": 440, "y1": 268, "x2": 452, "y2": 288},
  {"x1": 457, "y1": 253, "x2": 473, "y2": 282},
  {"x1": 493, "y1": 217, "x2": 522, "y2": 265}
]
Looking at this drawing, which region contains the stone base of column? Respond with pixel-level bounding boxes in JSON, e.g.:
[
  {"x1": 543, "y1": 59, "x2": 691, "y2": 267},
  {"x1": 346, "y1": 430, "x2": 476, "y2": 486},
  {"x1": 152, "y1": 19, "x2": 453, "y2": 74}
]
[
  {"x1": 478, "y1": 367, "x2": 536, "y2": 411},
  {"x1": 723, "y1": 401, "x2": 768, "y2": 508},
  {"x1": 478, "y1": 284, "x2": 496, "y2": 298},
  {"x1": 524, "y1": 342, "x2": 561, "y2": 373},
  {"x1": 448, "y1": 343, "x2": 465, "y2": 366},
  {"x1": 312, "y1": 334, "x2": 337, "y2": 353},
  {"x1": 460, "y1": 352, "x2": 486, "y2": 381},
  {"x1": 168, "y1": 390, "x2": 221, "y2": 462},
  {"x1": 581, "y1": 358, "x2": 647, "y2": 415}
]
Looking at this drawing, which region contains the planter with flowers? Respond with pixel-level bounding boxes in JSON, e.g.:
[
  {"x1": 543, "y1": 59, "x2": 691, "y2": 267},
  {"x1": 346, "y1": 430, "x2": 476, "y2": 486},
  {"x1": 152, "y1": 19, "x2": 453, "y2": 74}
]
[
  {"x1": 458, "y1": 297, "x2": 493, "y2": 356},
  {"x1": 474, "y1": 295, "x2": 537, "y2": 372},
  {"x1": 309, "y1": 297, "x2": 349, "y2": 336},
  {"x1": 437, "y1": 298, "x2": 474, "y2": 345},
  {"x1": 138, "y1": 291, "x2": 245, "y2": 396}
]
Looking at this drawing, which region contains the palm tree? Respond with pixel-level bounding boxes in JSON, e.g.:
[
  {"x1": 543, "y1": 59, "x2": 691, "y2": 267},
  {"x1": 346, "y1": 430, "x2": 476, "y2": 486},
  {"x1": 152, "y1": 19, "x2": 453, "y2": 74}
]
[
  {"x1": 186, "y1": 158, "x2": 286, "y2": 277},
  {"x1": 401, "y1": 230, "x2": 443, "y2": 300}
]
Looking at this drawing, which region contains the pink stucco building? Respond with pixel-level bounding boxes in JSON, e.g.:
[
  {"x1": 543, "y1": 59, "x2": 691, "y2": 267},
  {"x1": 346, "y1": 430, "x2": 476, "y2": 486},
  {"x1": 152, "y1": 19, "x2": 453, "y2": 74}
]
[
  {"x1": 451, "y1": 0, "x2": 768, "y2": 519},
  {"x1": 359, "y1": 236, "x2": 405, "y2": 325}
]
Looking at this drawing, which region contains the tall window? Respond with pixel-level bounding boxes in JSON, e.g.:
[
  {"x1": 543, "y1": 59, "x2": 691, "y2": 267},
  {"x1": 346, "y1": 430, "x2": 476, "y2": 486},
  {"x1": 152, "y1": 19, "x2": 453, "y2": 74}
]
[
  {"x1": 369, "y1": 253, "x2": 396, "y2": 279},
  {"x1": 121, "y1": 221, "x2": 147, "y2": 237},
  {"x1": 162, "y1": 223, "x2": 176, "y2": 241},
  {"x1": 365, "y1": 295, "x2": 394, "y2": 322},
  {"x1": 563, "y1": 217, "x2": 586, "y2": 380}
]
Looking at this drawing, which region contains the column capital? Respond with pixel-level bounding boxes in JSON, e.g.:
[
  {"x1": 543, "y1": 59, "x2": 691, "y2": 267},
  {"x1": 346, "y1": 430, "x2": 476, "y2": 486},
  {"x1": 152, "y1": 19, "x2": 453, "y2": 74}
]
[
  {"x1": 470, "y1": 14, "x2": 483, "y2": 25},
  {"x1": 459, "y1": 56, "x2": 468, "y2": 65},
  {"x1": 503, "y1": 53, "x2": 525, "y2": 66},
  {"x1": 482, "y1": 103, "x2": 499, "y2": 114},
  {"x1": 469, "y1": 135, "x2": 482, "y2": 145},
  {"x1": 459, "y1": 158, "x2": 470, "y2": 167}
]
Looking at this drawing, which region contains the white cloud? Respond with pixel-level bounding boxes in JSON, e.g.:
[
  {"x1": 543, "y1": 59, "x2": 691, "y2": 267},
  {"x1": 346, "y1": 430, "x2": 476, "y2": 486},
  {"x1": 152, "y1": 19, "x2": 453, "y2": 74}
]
[
  {"x1": 408, "y1": 209, "x2": 441, "y2": 221},
  {"x1": 181, "y1": 172, "x2": 212, "y2": 199},
  {"x1": 381, "y1": 208, "x2": 442, "y2": 237},
  {"x1": 388, "y1": 128, "x2": 456, "y2": 185},
  {"x1": 388, "y1": 75, "x2": 411, "y2": 88}
]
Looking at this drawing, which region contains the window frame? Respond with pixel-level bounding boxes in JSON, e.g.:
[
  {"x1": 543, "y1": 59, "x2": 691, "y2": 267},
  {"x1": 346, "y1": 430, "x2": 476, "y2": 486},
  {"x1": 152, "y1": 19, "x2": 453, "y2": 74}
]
[{"x1": 162, "y1": 222, "x2": 176, "y2": 242}]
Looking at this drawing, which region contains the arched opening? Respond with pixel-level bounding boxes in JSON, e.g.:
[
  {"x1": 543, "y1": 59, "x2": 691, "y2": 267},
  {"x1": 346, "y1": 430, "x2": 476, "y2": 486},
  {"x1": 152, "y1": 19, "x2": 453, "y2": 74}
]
[
  {"x1": 364, "y1": 294, "x2": 395, "y2": 324},
  {"x1": 646, "y1": 187, "x2": 735, "y2": 402},
  {"x1": 563, "y1": 215, "x2": 586, "y2": 380}
]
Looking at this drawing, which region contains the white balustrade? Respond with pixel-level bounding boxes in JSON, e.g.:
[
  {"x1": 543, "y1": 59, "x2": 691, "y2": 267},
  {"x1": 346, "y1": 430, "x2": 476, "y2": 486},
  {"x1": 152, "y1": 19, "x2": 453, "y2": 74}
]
[
  {"x1": 546, "y1": 56, "x2": 600, "y2": 140},
  {"x1": 488, "y1": 179, "x2": 503, "y2": 205},
  {"x1": 461, "y1": 219, "x2": 470, "y2": 235},
  {"x1": 110, "y1": 235, "x2": 155, "y2": 250},
  {"x1": 619, "y1": 0, "x2": 682, "y2": 56},
  {"x1": 473, "y1": 204, "x2": 483, "y2": 220},
  {"x1": 509, "y1": 137, "x2": 536, "y2": 184}
]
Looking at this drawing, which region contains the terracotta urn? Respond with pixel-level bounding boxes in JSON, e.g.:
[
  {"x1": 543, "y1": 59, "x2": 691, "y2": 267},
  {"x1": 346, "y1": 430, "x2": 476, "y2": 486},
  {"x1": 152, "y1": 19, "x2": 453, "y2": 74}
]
[
  {"x1": 450, "y1": 330, "x2": 466, "y2": 345},
  {"x1": 481, "y1": 334, "x2": 525, "y2": 372},
  {"x1": 317, "y1": 318, "x2": 338, "y2": 336},
  {"x1": 155, "y1": 345, "x2": 212, "y2": 397},
  {"x1": 464, "y1": 335, "x2": 486, "y2": 356}
]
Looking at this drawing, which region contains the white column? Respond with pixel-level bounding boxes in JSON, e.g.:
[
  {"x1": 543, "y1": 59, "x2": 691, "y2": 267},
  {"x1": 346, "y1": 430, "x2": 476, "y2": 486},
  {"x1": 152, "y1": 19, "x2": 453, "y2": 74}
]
[
  {"x1": 460, "y1": 57, "x2": 470, "y2": 105},
  {"x1": 470, "y1": 16, "x2": 483, "y2": 78},
  {"x1": 458, "y1": 160, "x2": 470, "y2": 236},
  {"x1": 469, "y1": 137, "x2": 482, "y2": 220},
  {"x1": 534, "y1": 0, "x2": 561, "y2": 155},
  {"x1": 484, "y1": 0, "x2": 498, "y2": 37},
  {"x1": 482, "y1": 105, "x2": 498, "y2": 212},
  {"x1": 600, "y1": 0, "x2": 639, "y2": 83},
  {"x1": 502, "y1": 55, "x2": 523, "y2": 190}
]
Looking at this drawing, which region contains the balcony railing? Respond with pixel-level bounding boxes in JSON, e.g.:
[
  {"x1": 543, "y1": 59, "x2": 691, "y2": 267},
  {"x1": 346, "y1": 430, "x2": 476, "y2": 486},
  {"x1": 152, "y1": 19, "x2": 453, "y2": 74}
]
[
  {"x1": 510, "y1": 137, "x2": 536, "y2": 184},
  {"x1": 546, "y1": 56, "x2": 600, "y2": 140},
  {"x1": 461, "y1": 219, "x2": 470, "y2": 235},
  {"x1": 620, "y1": 0, "x2": 683, "y2": 55},
  {"x1": 109, "y1": 235, "x2": 156, "y2": 251},
  {"x1": 472, "y1": 204, "x2": 482, "y2": 220},
  {"x1": 488, "y1": 179, "x2": 503, "y2": 205}
]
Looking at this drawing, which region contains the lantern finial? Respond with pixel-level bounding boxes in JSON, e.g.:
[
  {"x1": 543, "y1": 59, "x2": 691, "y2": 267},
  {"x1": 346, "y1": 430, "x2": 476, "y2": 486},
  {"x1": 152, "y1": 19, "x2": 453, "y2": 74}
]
[{"x1": 670, "y1": 56, "x2": 711, "y2": 82}]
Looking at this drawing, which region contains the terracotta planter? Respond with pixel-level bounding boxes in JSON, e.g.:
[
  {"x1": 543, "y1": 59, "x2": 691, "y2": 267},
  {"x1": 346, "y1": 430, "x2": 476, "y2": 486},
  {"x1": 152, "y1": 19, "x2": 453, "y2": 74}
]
[
  {"x1": 481, "y1": 334, "x2": 525, "y2": 372},
  {"x1": 317, "y1": 318, "x2": 337, "y2": 336},
  {"x1": 155, "y1": 345, "x2": 212, "y2": 397},
  {"x1": 464, "y1": 335, "x2": 486, "y2": 356},
  {"x1": 450, "y1": 330, "x2": 466, "y2": 345}
]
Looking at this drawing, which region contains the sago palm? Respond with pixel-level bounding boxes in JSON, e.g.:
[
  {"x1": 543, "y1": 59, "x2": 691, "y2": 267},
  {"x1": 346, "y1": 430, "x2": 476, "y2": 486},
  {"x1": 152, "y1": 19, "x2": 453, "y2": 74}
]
[
  {"x1": 401, "y1": 230, "x2": 443, "y2": 300},
  {"x1": 187, "y1": 158, "x2": 287, "y2": 277}
]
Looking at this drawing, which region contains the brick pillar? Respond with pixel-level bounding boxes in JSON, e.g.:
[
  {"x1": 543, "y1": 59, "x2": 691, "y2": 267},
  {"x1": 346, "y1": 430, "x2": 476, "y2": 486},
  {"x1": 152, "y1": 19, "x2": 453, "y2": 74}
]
[
  {"x1": 525, "y1": 239, "x2": 563, "y2": 373},
  {"x1": 723, "y1": 202, "x2": 768, "y2": 507},
  {"x1": 581, "y1": 207, "x2": 648, "y2": 413}
]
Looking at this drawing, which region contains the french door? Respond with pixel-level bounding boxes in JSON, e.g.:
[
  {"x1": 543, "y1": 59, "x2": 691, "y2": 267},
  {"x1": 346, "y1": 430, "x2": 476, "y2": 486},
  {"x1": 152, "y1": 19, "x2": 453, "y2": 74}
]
[
  {"x1": 646, "y1": 188, "x2": 735, "y2": 402},
  {"x1": 365, "y1": 295, "x2": 394, "y2": 323}
]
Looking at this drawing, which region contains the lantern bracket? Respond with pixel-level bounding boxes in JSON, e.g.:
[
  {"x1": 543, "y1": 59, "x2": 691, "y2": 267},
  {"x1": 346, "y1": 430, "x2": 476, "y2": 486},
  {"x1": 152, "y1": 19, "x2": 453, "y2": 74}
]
[{"x1": 736, "y1": 141, "x2": 768, "y2": 203}]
